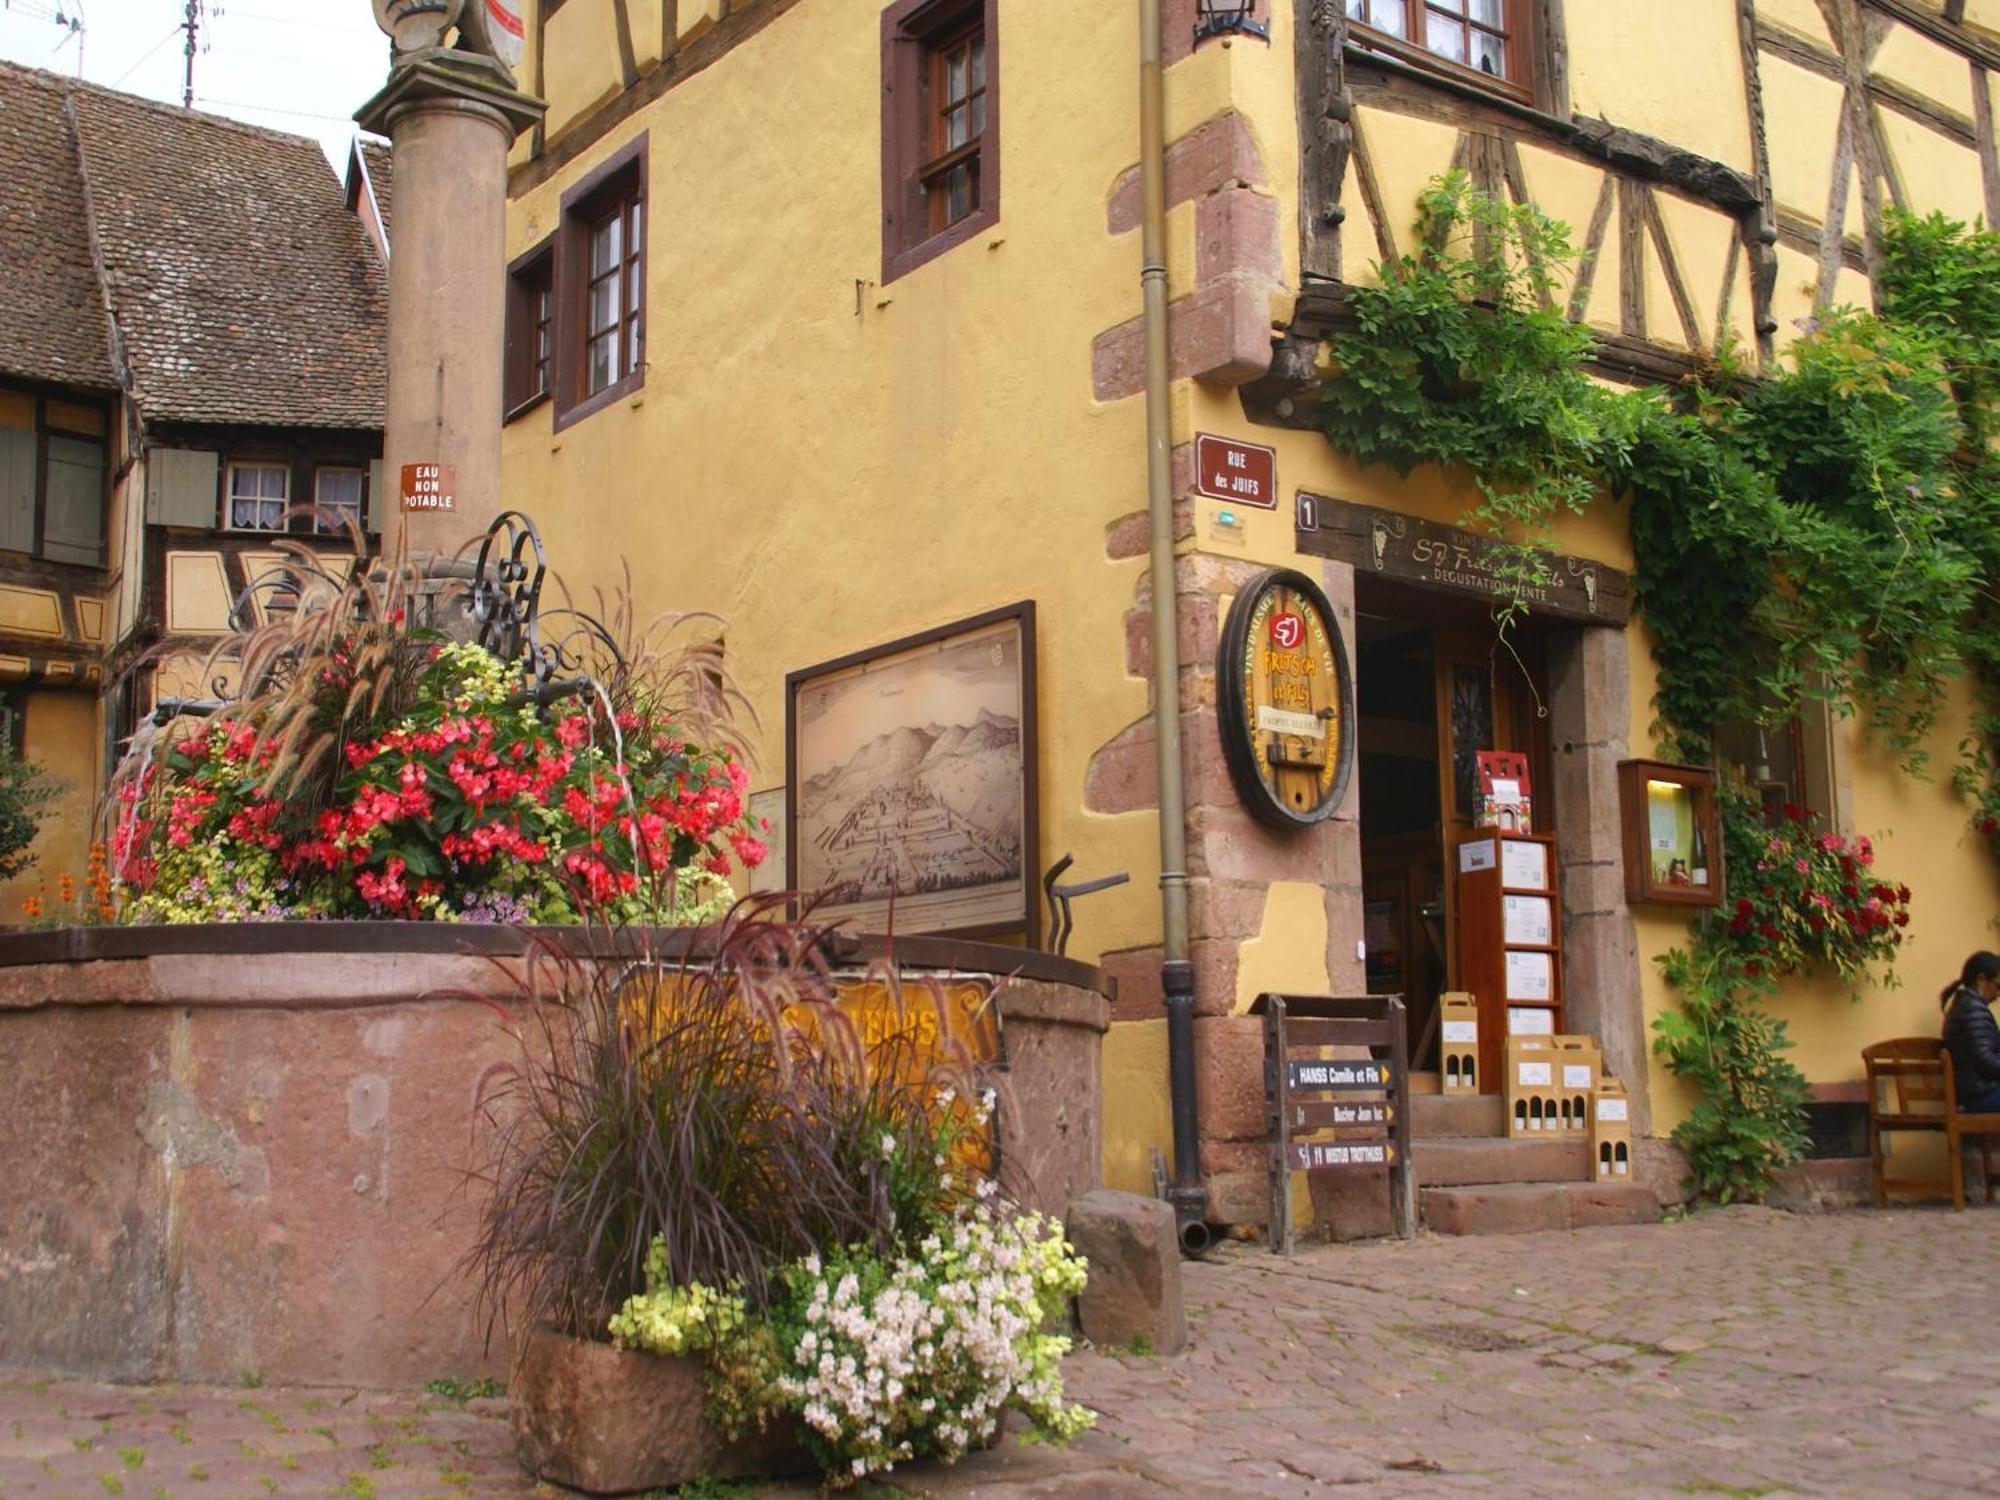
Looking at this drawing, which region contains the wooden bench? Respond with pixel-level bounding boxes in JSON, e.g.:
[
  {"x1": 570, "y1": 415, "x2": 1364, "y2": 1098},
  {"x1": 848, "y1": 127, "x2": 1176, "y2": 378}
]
[{"x1": 1861, "y1": 1037, "x2": 2000, "y2": 1210}]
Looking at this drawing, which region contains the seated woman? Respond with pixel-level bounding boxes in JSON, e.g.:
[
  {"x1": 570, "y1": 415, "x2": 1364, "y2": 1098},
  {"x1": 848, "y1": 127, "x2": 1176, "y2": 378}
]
[{"x1": 1941, "y1": 952, "x2": 2000, "y2": 1114}]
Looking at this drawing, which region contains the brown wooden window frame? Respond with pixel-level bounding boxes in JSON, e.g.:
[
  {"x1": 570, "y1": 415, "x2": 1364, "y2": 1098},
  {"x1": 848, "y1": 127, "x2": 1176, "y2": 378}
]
[
  {"x1": 504, "y1": 236, "x2": 556, "y2": 422},
  {"x1": 583, "y1": 194, "x2": 643, "y2": 398},
  {"x1": 508, "y1": 238, "x2": 556, "y2": 424},
  {"x1": 881, "y1": 0, "x2": 1000, "y2": 285},
  {"x1": 552, "y1": 134, "x2": 648, "y2": 435},
  {"x1": 1345, "y1": 0, "x2": 1537, "y2": 106}
]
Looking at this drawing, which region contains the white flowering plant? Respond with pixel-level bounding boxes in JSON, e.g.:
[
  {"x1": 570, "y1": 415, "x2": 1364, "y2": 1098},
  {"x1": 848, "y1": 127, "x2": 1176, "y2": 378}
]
[
  {"x1": 611, "y1": 1195, "x2": 1092, "y2": 1487},
  {"x1": 474, "y1": 916, "x2": 1093, "y2": 1488}
]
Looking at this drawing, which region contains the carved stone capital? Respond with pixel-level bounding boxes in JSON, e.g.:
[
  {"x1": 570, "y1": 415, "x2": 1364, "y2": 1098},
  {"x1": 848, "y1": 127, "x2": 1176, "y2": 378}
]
[{"x1": 354, "y1": 50, "x2": 546, "y2": 143}]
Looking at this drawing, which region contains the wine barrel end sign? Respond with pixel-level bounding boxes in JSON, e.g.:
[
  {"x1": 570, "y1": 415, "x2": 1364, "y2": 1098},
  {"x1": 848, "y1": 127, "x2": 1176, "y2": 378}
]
[{"x1": 1217, "y1": 569, "x2": 1354, "y2": 829}]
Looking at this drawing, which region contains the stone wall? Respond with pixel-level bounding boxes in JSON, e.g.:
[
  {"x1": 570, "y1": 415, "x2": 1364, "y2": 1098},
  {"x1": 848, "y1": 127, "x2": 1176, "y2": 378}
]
[{"x1": 0, "y1": 929, "x2": 1109, "y2": 1388}]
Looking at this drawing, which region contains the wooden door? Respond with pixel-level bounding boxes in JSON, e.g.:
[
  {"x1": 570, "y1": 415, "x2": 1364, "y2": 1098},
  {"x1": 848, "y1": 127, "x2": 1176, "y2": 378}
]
[{"x1": 1435, "y1": 626, "x2": 1553, "y2": 1089}]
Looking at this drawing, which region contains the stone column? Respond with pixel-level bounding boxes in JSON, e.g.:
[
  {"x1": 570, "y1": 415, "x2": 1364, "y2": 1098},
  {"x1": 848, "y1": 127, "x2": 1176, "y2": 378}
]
[
  {"x1": 1547, "y1": 623, "x2": 1650, "y2": 1133},
  {"x1": 356, "y1": 53, "x2": 543, "y2": 562}
]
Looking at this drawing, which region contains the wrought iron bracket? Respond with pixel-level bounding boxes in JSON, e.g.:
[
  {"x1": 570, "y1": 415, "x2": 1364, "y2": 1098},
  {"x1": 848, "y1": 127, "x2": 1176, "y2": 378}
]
[{"x1": 1042, "y1": 852, "x2": 1131, "y2": 957}]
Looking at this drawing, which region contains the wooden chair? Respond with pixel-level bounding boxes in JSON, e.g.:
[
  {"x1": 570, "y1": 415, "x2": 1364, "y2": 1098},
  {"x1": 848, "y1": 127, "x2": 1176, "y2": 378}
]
[
  {"x1": 1941, "y1": 1050, "x2": 2000, "y2": 1210},
  {"x1": 1861, "y1": 1038, "x2": 2000, "y2": 1210}
]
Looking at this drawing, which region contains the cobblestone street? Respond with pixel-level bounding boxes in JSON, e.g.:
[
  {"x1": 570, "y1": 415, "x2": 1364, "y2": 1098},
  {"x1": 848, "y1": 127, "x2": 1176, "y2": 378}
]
[{"x1": 4, "y1": 1205, "x2": 1998, "y2": 1498}]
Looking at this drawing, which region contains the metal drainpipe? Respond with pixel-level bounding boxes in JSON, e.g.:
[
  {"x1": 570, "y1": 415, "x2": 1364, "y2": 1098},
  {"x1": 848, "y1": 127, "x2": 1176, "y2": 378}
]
[{"x1": 1139, "y1": 0, "x2": 1210, "y2": 1255}]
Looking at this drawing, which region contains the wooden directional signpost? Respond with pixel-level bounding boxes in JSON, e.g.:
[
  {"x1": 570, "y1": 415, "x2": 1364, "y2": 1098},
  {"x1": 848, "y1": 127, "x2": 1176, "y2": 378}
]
[{"x1": 1256, "y1": 993, "x2": 1415, "y2": 1255}]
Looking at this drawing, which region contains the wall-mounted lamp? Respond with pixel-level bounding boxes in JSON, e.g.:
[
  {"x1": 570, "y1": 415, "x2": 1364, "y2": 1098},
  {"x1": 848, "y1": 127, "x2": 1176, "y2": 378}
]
[{"x1": 1194, "y1": 0, "x2": 1268, "y2": 47}]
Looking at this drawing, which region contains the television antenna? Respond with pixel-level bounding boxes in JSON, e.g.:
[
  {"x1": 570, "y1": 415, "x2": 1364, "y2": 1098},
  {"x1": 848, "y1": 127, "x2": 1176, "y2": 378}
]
[
  {"x1": 181, "y1": 0, "x2": 220, "y2": 109},
  {"x1": 2, "y1": 0, "x2": 87, "y2": 76}
]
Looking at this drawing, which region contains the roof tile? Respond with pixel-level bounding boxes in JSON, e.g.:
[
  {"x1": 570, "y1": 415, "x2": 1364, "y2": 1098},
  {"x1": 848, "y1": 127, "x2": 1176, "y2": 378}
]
[{"x1": 0, "y1": 60, "x2": 386, "y2": 430}]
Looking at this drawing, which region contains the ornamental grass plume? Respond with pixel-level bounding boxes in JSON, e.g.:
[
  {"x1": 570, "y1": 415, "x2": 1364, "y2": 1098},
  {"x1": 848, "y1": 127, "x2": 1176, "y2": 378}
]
[
  {"x1": 459, "y1": 901, "x2": 1006, "y2": 1342},
  {"x1": 456, "y1": 904, "x2": 1093, "y2": 1486}
]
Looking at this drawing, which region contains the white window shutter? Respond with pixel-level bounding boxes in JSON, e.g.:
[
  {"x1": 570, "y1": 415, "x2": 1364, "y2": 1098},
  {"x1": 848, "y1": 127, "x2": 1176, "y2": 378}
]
[
  {"x1": 145, "y1": 447, "x2": 220, "y2": 528},
  {"x1": 367, "y1": 458, "x2": 386, "y2": 536},
  {"x1": 0, "y1": 428, "x2": 34, "y2": 553},
  {"x1": 44, "y1": 435, "x2": 106, "y2": 565}
]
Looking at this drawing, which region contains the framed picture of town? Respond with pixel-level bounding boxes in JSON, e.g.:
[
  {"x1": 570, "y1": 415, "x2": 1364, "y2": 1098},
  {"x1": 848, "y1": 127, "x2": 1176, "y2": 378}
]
[{"x1": 786, "y1": 603, "x2": 1038, "y2": 944}]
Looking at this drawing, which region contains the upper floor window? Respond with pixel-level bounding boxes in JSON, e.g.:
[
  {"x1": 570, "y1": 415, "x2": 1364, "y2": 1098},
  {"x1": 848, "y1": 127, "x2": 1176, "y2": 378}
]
[
  {"x1": 314, "y1": 467, "x2": 366, "y2": 535},
  {"x1": 1347, "y1": 0, "x2": 1531, "y2": 100},
  {"x1": 538, "y1": 135, "x2": 648, "y2": 433},
  {"x1": 0, "y1": 389, "x2": 109, "y2": 567},
  {"x1": 926, "y1": 24, "x2": 987, "y2": 234},
  {"x1": 882, "y1": 0, "x2": 1000, "y2": 284},
  {"x1": 505, "y1": 240, "x2": 555, "y2": 418},
  {"x1": 585, "y1": 193, "x2": 643, "y2": 397},
  {"x1": 228, "y1": 462, "x2": 290, "y2": 532}
]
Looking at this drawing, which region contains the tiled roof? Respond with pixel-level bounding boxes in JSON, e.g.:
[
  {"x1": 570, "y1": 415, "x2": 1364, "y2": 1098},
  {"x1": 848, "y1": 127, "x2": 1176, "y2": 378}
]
[
  {"x1": 361, "y1": 140, "x2": 394, "y2": 246},
  {"x1": 0, "y1": 64, "x2": 117, "y2": 392},
  {"x1": 0, "y1": 61, "x2": 386, "y2": 430}
]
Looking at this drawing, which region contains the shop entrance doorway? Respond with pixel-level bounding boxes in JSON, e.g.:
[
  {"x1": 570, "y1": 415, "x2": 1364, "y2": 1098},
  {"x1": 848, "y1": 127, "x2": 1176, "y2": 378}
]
[{"x1": 1354, "y1": 579, "x2": 1554, "y2": 1081}]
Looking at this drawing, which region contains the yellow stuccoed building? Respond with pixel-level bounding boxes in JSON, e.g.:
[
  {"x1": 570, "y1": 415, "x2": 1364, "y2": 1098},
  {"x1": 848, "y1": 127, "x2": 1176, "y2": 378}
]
[{"x1": 502, "y1": 0, "x2": 2000, "y2": 1235}]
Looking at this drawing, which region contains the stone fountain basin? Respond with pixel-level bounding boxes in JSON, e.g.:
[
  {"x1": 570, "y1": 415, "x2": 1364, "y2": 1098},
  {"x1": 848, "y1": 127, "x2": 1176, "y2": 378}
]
[{"x1": 0, "y1": 923, "x2": 1108, "y2": 1388}]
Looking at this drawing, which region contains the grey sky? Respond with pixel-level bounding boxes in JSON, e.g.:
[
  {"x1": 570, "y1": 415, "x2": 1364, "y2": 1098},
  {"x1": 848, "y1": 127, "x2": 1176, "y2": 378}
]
[{"x1": 0, "y1": 1, "x2": 391, "y2": 170}]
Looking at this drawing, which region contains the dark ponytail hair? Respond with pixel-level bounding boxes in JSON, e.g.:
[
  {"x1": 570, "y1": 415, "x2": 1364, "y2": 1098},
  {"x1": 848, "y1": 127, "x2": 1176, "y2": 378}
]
[{"x1": 1941, "y1": 951, "x2": 2000, "y2": 1007}]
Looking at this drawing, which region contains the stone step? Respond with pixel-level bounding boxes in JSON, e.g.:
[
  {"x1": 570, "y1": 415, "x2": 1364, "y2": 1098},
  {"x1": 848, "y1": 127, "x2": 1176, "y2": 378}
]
[
  {"x1": 1412, "y1": 1133, "x2": 1591, "y2": 1187},
  {"x1": 1412, "y1": 1090, "x2": 1507, "y2": 1138},
  {"x1": 1420, "y1": 1180, "x2": 1661, "y2": 1237}
]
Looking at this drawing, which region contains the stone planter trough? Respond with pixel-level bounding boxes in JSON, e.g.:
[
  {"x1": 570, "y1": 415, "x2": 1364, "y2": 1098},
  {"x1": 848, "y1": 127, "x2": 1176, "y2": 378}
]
[{"x1": 511, "y1": 1328, "x2": 811, "y2": 1494}]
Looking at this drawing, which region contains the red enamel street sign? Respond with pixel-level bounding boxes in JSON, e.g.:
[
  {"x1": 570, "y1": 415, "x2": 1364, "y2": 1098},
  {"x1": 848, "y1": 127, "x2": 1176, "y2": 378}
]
[{"x1": 1194, "y1": 434, "x2": 1277, "y2": 509}]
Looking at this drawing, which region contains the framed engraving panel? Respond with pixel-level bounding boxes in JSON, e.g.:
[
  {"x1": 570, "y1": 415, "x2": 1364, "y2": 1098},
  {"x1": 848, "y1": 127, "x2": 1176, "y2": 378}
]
[{"x1": 787, "y1": 604, "x2": 1037, "y2": 943}]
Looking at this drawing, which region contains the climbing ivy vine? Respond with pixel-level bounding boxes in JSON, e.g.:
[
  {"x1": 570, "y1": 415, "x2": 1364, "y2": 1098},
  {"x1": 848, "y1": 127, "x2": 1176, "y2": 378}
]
[{"x1": 1318, "y1": 173, "x2": 2000, "y2": 1200}]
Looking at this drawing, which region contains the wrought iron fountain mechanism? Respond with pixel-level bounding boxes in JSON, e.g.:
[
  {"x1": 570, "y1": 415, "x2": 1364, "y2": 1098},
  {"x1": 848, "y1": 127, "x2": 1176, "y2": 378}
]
[{"x1": 153, "y1": 510, "x2": 614, "y2": 725}]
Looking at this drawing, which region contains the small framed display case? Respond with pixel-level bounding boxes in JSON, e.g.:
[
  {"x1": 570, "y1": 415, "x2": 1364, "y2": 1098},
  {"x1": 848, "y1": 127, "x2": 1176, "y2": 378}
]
[{"x1": 1617, "y1": 759, "x2": 1723, "y2": 909}]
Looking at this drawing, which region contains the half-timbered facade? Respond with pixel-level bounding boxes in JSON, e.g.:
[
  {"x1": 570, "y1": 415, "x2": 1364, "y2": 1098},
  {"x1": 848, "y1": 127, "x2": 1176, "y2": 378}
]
[
  {"x1": 0, "y1": 63, "x2": 388, "y2": 913},
  {"x1": 505, "y1": 0, "x2": 2000, "y2": 1229}
]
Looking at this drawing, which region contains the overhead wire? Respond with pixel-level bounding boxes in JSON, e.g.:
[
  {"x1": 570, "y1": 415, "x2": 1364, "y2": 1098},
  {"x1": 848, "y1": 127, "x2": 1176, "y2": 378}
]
[
  {"x1": 196, "y1": 94, "x2": 358, "y2": 123},
  {"x1": 111, "y1": 23, "x2": 183, "y2": 86}
]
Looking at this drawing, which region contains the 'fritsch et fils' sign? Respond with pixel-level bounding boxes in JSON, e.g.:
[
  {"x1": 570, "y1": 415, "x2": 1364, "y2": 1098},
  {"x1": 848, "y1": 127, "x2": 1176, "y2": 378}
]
[
  {"x1": 1194, "y1": 433, "x2": 1277, "y2": 509},
  {"x1": 400, "y1": 463, "x2": 457, "y2": 513}
]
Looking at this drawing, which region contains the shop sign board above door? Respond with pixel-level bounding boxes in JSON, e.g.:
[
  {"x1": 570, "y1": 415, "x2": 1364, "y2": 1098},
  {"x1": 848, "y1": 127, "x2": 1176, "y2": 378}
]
[
  {"x1": 1216, "y1": 568, "x2": 1354, "y2": 829},
  {"x1": 1194, "y1": 433, "x2": 1277, "y2": 509},
  {"x1": 1295, "y1": 494, "x2": 1631, "y2": 625}
]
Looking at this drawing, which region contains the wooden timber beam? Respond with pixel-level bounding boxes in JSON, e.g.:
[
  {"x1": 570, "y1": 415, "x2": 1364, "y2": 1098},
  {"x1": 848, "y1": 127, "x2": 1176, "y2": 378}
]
[
  {"x1": 1240, "y1": 285, "x2": 1706, "y2": 439},
  {"x1": 1344, "y1": 53, "x2": 1762, "y2": 213},
  {"x1": 1863, "y1": 0, "x2": 2000, "y2": 72},
  {"x1": 1758, "y1": 21, "x2": 1979, "y2": 146}
]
